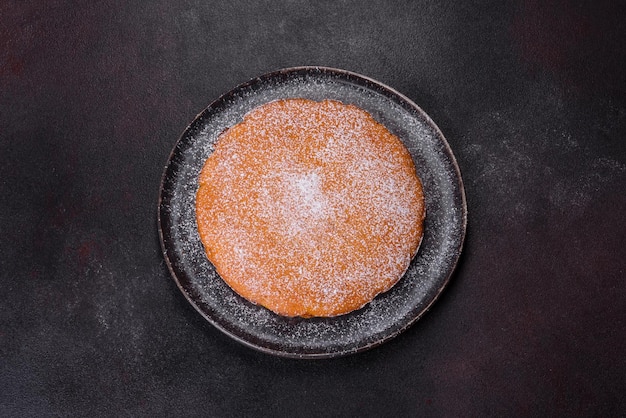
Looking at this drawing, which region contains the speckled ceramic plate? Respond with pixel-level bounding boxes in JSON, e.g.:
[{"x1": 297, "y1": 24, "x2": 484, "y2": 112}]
[{"x1": 158, "y1": 67, "x2": 466, "y2": 358}]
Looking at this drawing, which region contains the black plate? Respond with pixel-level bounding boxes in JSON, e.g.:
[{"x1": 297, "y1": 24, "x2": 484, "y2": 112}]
[{"x1": 158, "y1": 67, "x2": 466, "y2": 358}]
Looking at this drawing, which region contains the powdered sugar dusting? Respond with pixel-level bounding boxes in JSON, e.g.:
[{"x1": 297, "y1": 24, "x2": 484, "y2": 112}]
[
  {"x1": 196, "y1": 99, "x2": 425, "y2": 317},
  {"x1": 159, "y1": 68, "x2": 466, "y2": 357}
]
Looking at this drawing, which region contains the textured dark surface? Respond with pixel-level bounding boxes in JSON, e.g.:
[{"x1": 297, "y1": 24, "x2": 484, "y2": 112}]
[{"x1": 1, "y1": 0, "x2": 625, "y2": 416}]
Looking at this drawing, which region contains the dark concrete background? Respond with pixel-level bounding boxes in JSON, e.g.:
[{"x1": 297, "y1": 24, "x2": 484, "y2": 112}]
[{"x1": 1, "y1": 1, "x2": 625, "y2": 416}]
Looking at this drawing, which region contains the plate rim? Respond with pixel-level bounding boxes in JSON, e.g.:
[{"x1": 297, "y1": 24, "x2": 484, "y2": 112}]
[{"x1": 157, "y1": 66, "x2": 467, "y2": 359}]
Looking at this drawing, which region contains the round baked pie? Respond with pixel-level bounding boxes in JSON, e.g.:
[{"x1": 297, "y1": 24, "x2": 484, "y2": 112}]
[{"x1": 196, "y1": 98, "x2": 425, "y2": 317}]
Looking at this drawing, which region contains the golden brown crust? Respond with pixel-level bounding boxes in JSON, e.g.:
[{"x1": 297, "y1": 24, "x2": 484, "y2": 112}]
[{"x1": 196, "y1": 99, "x2": 425, "y2": 317}]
